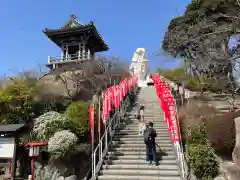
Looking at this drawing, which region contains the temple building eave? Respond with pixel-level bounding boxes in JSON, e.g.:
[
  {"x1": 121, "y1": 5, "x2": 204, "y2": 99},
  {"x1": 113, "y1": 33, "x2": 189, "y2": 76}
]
[
  {"x1": 43, "y1": 30, "x2": 108, "y2": 51},
  {"x1": 44, "y1": 15, "x2": 109, "y2": 71}
]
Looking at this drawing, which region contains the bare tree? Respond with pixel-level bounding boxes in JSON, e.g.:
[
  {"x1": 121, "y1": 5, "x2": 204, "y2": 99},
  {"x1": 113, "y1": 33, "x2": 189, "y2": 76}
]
[{"x1": 36, "y1": 57, "x2": 131, "y2": 103}]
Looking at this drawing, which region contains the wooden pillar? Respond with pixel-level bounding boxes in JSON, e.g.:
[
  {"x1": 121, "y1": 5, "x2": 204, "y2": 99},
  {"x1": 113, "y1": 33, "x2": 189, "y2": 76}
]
[
  {"x1": 66, "y1": 45, "x2": 69, "y2": 60},
  {"x1": 60, "y1": 43, "x2": 64, "y2": 61},
  {"x1": 88, "y1": 49, "x2": 91, "y2": 60},
  {"x1": 60, "y1": 51, "x2": 63, "y2": 61},
  {"x1": 78, "y1": 44, "x2": 81, "y2": 60},
  {"x1": 60, "y1": 46, "x2": 64, "y2": 61},
  {"x1": 82, "y1": 43, "x2": 86, "y2": 60},
  {"x1": 11, "y1": 136, "x2": 18, "y2": 180}
]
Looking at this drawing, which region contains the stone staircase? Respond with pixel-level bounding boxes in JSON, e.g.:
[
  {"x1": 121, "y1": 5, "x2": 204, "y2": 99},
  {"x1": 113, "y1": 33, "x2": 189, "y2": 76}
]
[{"x1": 97, "y1": 87, "x2": 182, "y2": 180}]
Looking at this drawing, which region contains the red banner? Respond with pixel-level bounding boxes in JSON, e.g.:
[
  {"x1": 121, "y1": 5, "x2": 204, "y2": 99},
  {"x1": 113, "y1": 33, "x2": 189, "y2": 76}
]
[
  {"x1": 152, "y1": 74, "x2": 181, "y2": 142},
  {"x1": 89, "y1": 104, "x2": 94, "y2": 144},
  {"x1": 88, "y1": 74, "x2": 138, "y2": 147},
  {"x1": 102, "y1": 94, "x2": 107, "y2": 125},
  {"x1": 101, "y1": 74, "x2": 138, "y2": 125}
]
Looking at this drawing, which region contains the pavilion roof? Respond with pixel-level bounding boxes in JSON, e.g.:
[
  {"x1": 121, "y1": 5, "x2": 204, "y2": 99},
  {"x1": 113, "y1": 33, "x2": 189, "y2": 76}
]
[
  {"x1": 0, "y1": 124, "x2": 25, "y2": 133},
  {"x1": 43, "y1": 15, "x2": 108, "y2": 51}
]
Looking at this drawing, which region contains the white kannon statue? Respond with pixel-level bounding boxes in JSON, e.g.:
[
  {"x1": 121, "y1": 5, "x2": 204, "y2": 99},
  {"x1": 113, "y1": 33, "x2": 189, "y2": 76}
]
[{"x1": 129, "y1": 48, "x2": 150, "y2": 83}]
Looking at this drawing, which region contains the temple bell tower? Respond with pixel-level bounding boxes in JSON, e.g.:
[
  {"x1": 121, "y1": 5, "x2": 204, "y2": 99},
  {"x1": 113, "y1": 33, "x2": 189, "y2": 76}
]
[{"x1": 43, "y1": 15, "x2": 109, "y2": 70}]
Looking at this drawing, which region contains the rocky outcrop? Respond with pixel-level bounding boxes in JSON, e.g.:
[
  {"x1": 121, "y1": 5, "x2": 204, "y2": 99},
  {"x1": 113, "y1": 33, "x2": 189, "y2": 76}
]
[
  {"x1": 65, "y1": 175, "x2": 78, "y2": 180},
  {"x1": 233, "y1": 117, "x2": 240, "y2": 167},
  {"x1": 56, "y1": 175, "x2": 78, "y2": 180},
  {"x1": 34, "y1": 60, "x2": 130, "y2": 102}
]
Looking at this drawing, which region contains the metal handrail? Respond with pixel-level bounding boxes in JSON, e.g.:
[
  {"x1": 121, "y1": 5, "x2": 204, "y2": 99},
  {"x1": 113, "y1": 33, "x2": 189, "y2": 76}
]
[
  {"x1": 91, "y1": 91, "x2": 132, "y2": 179},
  {"x1": 171, "y1": 91, "x2": 187, "y2": 179},
  {"x1": 167, "y1": 81, "x2": 187, "y2": 179},
  {"x1": 154, "y1": 75, "x2": 187, "y2": 179},
  {"x1": 163, "y1": 80, "x2": 187, "y2": 179}
]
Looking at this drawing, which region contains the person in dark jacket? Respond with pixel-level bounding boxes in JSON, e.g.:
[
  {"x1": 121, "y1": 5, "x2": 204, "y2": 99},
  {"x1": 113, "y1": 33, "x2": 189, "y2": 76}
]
[{"x1": 144, "y1": 122, "x2": 157, "y2": 166}]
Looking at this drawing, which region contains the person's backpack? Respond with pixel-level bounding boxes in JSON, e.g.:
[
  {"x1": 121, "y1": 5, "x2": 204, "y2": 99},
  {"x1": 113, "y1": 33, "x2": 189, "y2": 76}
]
[{"x1": 144, "y1": 128, "x2": 152, "y2": 144}]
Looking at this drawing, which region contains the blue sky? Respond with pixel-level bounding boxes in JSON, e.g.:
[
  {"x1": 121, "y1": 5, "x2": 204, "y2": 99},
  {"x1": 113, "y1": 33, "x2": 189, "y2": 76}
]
[{"x1": 0, "y1": 0, "x2": 189, "y2": 75}]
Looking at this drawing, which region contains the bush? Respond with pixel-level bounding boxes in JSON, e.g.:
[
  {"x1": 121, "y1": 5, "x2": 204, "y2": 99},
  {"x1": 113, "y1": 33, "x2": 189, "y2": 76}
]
[
  {"x1": 178, "y1": 100, "x2": 218, "y2": 141},
  {"x1": 0, "y1": 77, "x2": 43, "y2": 124},
  {"x1": 65, "y1": 101, "x2": 90, "y2": 140},
  {"x1": 187, "y1": 125, "x2": 219, "y2": 179},
  {"x1": 186, "y1": 125, "x2": 207, "y2": 145},
  {"x1": 188, "y1": 144, "x2": 219, "y2": 179},
  {"x1": 178, "y1": 97, "x2": 237, "y2": 157},
  {"x1": 32, "y1": 111, "x2": 67, "y2": 141},
  {"x1": 158, "y1": 66, "x2": 225, "y2": 92},
  {"x1": 205, "y1": 111, "x2": 238, "y2": 156},
  {"x1": 48, "y1": 130, "x2": 78, "y2": 156}
]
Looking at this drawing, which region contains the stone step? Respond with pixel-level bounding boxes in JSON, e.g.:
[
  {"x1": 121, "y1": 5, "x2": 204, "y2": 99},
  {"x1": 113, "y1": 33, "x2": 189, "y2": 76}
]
[
  {"x1": 100, "y1": 169, "x2": 180, "y2": 176},
  {"x1": 128, "y1": 112, "x2": 162, "y2": 114},
  {"x1": 154, "y1": 128, "x2": 170, "y2": 131},
  {"x1": 112, "y1": 137, "x2": 171, "y2": 141},
  {"x1": 114, "y1": 132, "x2": 170, "y2": 136},
  {"x1": 107, "y1": 150, "x2": 175, "y2": 156},
  {"x1": 129, "y1": 116, "x2": 166, "y2": 119},
  {"x1": 118, "y1": 130, "x2": 169, "y2": 134},
  {"x1": 112, "y1": 140, "x2": 172, "y2": 144},
  {"x1": 97, "y1": 175, "x2": 181, "y2": 180},
  {"x1": 102, "y1": 164, "x2": 179, "y2": 170},
  {"x1": 128, "y1": 110, "x2": 162, "y2": 112},
  {"x1": 122, "y1": 126, "x2": 169, "y2": 130},
  {"x1": 152, "y1": 124, "x2": 169, "y2": 126},
  {"x1": 127, "y1": 112, "x2": 162, "y2": 116},
  {"x1": 153, "y1": 125, "x2": 170, "y2": 128},
  {"x1": 124, "y1": 121, "x2": 166, "y2": 125},
  {"x1": 141, "y1": 113, "x2": 162, "y2": 116},
  {"x1": 117, "y1": 130, "x2": 169, "y2": 133},
  {"x1": 119, "y1": 121, "x2": 166, "y2": 124},
  {"x1": 115, "y1": 129, "x2": 169, "y2": 136},
  {"x1": 107, "y1": 155, "x2": 176, "y2": 160},
  {"x1": 125, "y1": 122, "x2": 166, "y2": 125},
  {"x1": 114, "y1": 133, "x2": 169, "y2": 137},
  {"x1": 112, "y1": 144, "x2": 173, "y2": 149},
  {"x1": 118, "y1": 126, "x2": 169, "y2": 130},
  {"x1": 144, "y1": 109, "x2": 162, "y2": 111},
  {"x1": 110, "y1": 146, "x2": 174, "y2": 152}
]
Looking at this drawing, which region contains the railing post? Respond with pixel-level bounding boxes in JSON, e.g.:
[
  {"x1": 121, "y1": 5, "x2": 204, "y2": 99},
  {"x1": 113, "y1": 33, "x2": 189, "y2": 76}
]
[
  {"x1": 92, "y1": 154, "x2": 93, "y2": 177},
  {"x1": 105, "y1": 125, "x2": 108, "y2": 150},
  {"x1": 100, "y1": 141, "x2": 102, "y2": 160},
  {"x1": 176, "y1": 142, "x2": 180, "y2": 161},
  {"x1": 180, "y1": 153, "x2": 185, "y2": 178},
  {"x1": 92, "y1": 153, "x2": 96, "y2": 177},
  {"x1": 116, "y1": 111, "x2": 119, "y2": 128},
  {"x1": 109, "y1": 118, "x2": 112, "y2": 136}
]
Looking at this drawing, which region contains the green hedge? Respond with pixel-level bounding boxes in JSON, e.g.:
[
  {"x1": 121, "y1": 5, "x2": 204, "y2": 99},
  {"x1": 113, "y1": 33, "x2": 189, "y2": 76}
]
[
  {"x1": 65, "y1": 101, "x2": 90, "y2": 141},
  {"x1": 188, "y1": 144, "x2": 219, "y2": 179},
  {"x1": 187, "y1": 125, "x2": 219, "y2": 179}
]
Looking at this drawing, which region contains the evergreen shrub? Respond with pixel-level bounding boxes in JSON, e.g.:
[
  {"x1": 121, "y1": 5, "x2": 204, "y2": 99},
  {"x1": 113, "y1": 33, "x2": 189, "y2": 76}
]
[
  {"x1": 65, "y1": 101, "x2": 90, "y2": 140},
  {"x1": 187, "y1": 125, "x2": 219, "y2": 179}
]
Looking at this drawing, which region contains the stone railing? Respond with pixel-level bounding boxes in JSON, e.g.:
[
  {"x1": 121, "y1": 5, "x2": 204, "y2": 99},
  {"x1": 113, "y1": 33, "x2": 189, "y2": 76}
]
[{"x1": 47, "y1": 55, "x2": 89, "y2": 64}]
